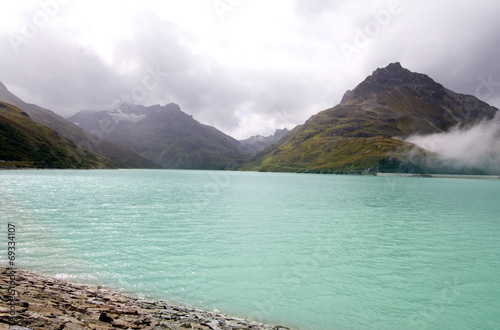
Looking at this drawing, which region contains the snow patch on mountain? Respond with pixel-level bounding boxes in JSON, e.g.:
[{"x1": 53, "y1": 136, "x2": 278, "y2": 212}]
[{"x1": 108, "y1": 109, "x2": 146, "y2": 123}]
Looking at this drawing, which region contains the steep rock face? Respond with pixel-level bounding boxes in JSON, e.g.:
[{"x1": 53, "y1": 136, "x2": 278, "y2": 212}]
[
  {"x1": 343, "y1": 62, "x2": 496, "y2": 134},
  {"x1": 242, "y1": 63, "x2": 498, "y2": 174},
  {"x1": 0, "y1": 83, "x2": 159, "y2": 169},
  {"x1": 69, "y1": 103, "x2": 249, "y2": 169}
]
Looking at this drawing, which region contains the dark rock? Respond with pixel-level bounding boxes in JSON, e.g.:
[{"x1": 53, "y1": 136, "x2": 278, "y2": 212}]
[{"x1": 98, "y1": 312, "x2": 114, "y2": 323}]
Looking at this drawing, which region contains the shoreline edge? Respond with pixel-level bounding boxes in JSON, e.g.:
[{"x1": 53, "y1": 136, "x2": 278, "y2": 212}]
[{"x1": 0, "y1": 266, "x2": 291, "y2": 330}]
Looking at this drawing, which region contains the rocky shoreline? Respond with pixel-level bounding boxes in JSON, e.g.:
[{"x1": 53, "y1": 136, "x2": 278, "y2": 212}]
[{"x1": 0, "y1": 267, "x2": 290, "y2": 330}]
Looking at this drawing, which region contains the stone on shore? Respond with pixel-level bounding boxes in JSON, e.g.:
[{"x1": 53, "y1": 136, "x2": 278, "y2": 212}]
[{"x1": 0, "y1": 267, "x2": 290, "y2": 330}]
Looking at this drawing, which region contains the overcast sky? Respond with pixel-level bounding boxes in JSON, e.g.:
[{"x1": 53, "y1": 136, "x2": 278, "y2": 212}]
[{"x1": 1, "y1": 0, "x2": 499, "y2": 139}]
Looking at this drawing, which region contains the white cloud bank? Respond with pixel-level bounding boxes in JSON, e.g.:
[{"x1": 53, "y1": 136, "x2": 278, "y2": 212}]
[{"x1": 406, "y1": 113, "x2": 500, "y2": 174}]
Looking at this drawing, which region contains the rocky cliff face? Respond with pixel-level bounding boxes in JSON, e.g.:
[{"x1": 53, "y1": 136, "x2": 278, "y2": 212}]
[
  {"x1": 340, "y1": 62, "x2": 496, "y2": 136},
  {"x1": 242, "y1": 63, "x2": 498, "y2": 174}
]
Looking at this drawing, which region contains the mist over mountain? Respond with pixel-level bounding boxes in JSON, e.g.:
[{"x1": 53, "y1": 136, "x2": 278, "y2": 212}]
[
  {"x1": 406, "y1": 112, "x2": 500, "y2": 174},
  {"x1": 242, "y1": 63, "x2": 499, "y2": 174},
  {"x1": 69, "y1": 104, "x2": 249, "y2": 169}
]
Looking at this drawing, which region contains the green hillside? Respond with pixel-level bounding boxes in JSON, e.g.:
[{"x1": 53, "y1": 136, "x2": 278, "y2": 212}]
[{"x1": 0, "y1": 102, "x2": 110, "y2": 169}]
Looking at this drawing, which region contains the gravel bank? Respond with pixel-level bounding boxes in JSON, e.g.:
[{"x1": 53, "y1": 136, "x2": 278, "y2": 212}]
[{"x1": 0, "y1": 267, "x2": 290, "y2": 330}]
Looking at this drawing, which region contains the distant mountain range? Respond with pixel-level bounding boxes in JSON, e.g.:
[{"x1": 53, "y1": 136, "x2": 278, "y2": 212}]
[
  {"x1": 240, "y1": 128, "x2": 289, "y2": 157},
  {"x1": 242, "y1": 63, "x2": 498, "y2": 174},
  {"x1": 68, "y1": 104, "x2": 289, "y2": 169},
  {"x1": 1, "y1": 63, "x2": 498, "y2": 173},
  {"x1": 0, "y1": 79, "x2": 290, "y2": 170}
]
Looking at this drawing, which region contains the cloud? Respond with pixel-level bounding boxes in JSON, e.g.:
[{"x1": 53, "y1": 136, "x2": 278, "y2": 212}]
[
  {"x1": 406, "y1": 113, "x2": 500, "y2": 174},
  {"x1": 0, "y1": 0, "x2": 499, "y2": 139}
]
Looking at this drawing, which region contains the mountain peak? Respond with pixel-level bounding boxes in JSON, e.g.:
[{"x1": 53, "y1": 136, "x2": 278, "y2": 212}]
[
  {"x1": 373, "y1": 62, "x2": 403, "y2": 74},
  {"x1": 68, "y1": 102, "x2": 245, "y2": 169},
  {"x1": 163, "y1": 103, "x2": 181, "y2": 112},
  {"x1": 383, "y1": 61, "x2": 402, "y2": 70},
  {"x1": 244, "y1": 63, "x2": 498, "y2": 174},
  {"x1": 342, "y1": 62, "x2": 446, "y2": 105},
  {"x1": 368, "y1": 62, "x2": 423, "y2": 85},
  {"x1": 369, "y1": 62, "x2": 411, "y2": 81},
  {"x1": 0, "y1": 81, "x2": 6, "y2": 90}
]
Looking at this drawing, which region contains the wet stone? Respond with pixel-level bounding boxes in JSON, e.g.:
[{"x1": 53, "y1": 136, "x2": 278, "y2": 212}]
[{"x1": 0, "y1": 266, "x2": 290, "y2": 330}]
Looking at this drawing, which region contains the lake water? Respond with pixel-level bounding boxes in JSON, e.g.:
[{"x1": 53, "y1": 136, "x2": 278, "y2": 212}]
[{"x1": 1, "y1": 169, "x2": 499, "y2": 329}]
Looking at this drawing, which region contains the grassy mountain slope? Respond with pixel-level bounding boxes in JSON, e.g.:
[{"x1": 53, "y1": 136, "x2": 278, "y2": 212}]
[
  {"x1": 0, "y1": 82, "x2": 160, "y2": 169},
  {"x1": 242, "y1": 63, "x2": 498, "y2": 174},
  {"x1": 0, "y1": 102, "x2": 110, "y2": 168}
]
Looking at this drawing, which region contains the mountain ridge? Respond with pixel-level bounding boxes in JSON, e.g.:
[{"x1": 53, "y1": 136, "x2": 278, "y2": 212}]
[
  {"x1": 2, "y1": 63, "x2": 497, "y2": 173},
  {"x1": 68, "y1": 103, "x2": 249, "y2": 169}
]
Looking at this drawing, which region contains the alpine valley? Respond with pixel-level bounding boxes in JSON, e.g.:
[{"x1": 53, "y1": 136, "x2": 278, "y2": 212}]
[{"x1": 1, "y1": 63, "x2": 498, "y2": 173}]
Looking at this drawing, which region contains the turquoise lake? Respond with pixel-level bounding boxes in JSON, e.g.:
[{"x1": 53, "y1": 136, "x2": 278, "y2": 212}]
[{"x1": 1, "y1": 169, "x2": 499, "y2": 329}]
